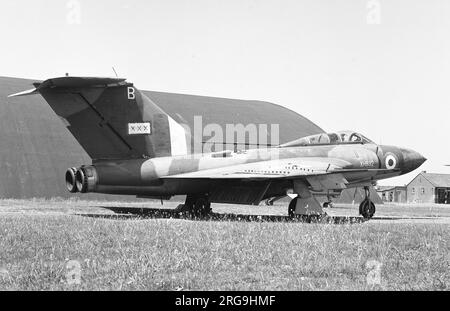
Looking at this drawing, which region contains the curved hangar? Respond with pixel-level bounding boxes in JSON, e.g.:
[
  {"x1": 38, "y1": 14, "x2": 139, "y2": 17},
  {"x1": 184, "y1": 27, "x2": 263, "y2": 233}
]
[{"x1": 0, "y1": 76, "x2": 323, "y2": 199}]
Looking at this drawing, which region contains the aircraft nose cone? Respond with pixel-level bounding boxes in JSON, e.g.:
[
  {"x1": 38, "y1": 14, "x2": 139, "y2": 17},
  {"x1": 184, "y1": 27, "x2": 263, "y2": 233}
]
[{"x1": 401, "y1": 148, "x2": 427, "y2": 173}]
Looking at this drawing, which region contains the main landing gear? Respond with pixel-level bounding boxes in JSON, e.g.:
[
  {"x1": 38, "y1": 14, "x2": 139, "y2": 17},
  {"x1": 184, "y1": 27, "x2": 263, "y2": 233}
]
[
  {"x1": 176, "y1": 194, "x2": 212, "y2": 217},
  {"x1": 323, "y1": 191, "x2": 334, "y2": 208},
  {"x1": 359, "y1": 186, "x2": 376, "y2": 219},
  {"x1": 287, "y1": 197, "x2": 326, "y2": 220},
  {"x1": 288, "y1": 198, "x2": 297, "y2": 218}
]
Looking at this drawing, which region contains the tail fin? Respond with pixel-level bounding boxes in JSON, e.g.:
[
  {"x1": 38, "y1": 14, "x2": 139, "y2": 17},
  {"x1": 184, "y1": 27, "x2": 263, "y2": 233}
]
[{"x1": 9, "y1": 77, "x2": 189, "y2": 160}]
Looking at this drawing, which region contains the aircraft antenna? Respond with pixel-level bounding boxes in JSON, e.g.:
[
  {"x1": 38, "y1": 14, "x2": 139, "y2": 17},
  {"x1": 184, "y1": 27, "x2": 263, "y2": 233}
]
[{"x1": 112, "y1": 67, "x2": 119, "y2": 78}]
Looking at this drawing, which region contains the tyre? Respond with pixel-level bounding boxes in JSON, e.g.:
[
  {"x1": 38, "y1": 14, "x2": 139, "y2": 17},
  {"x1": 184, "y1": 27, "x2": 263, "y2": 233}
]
[
  {"x1": 288, "y1": 198, "x2": 297, "y2": 218},
  {"x1": 193, "y1": 197, "x2": 211, "y2": 217},
  {"x1": 359, "y1": 199, "x2": 375, "y2": 219}
]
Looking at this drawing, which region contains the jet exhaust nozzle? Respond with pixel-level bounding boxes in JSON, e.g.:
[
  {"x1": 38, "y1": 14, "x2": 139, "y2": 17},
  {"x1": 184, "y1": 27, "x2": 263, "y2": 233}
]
[
  {"x1": 75, "y1": 166, "x2": 98, "y2": 193},
  {"x1": 65, "y1": 167, "x2": 78, "y2": 193}
]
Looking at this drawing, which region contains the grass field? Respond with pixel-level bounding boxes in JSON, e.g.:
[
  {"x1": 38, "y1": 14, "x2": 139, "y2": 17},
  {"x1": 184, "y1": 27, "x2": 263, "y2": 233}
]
[{"x1": 0, "y1": 199, "x2": 448, "y2": 290}]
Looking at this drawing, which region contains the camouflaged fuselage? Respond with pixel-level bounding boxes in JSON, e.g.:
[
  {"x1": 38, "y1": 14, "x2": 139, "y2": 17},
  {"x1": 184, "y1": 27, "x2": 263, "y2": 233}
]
[{"x1": 88, "y1": 142, "x2": 420, "y2": 197}]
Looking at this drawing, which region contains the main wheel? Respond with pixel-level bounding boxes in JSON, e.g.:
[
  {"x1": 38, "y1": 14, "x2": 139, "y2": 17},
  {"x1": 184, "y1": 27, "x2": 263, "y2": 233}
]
[
  {"x1": 192, "y1": 197, "x2": 212, "y2": 217},
  {"x1": 359, "y1": 199, "x2": 375, "y2": 219},
  {"x1": 288, "y1": 198, "x2": 297, "y2": 218}
]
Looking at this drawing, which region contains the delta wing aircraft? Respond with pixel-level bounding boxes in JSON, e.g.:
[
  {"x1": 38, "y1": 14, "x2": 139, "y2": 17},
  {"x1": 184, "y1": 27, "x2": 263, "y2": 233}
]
[{"x1": 9, "y1": 77, "x2": 426, "y2": 219}]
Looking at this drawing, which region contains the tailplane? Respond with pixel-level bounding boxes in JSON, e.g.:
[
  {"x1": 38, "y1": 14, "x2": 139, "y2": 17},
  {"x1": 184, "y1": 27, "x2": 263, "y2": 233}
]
[{"x1": 9, "y1": 77, "x2": 189, "y2": 160}]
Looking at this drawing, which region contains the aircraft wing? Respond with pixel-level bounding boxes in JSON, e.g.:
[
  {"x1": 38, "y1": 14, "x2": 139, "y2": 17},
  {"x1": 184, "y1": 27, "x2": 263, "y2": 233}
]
[
  {"x1": 163, "y1": 157, "x2": 399, "y2": 192},
  {"x1": 163, "y1": 157, "x2": 346, "y2": 179},
  {"x1": 163, "y1": 157, "x2": 393, "y2": 188}
]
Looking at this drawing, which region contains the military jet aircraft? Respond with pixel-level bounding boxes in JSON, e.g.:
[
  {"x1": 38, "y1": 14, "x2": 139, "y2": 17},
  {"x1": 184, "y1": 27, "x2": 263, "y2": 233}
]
[{"x1": 9, "y1": 77, "x2": 426, "y2": 219}]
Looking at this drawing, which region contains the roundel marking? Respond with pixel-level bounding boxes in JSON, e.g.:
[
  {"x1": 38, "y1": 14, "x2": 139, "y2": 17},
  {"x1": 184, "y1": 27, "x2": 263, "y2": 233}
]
[{"x1": 385, "y1": 154, "x2": 397, "y2": 169}]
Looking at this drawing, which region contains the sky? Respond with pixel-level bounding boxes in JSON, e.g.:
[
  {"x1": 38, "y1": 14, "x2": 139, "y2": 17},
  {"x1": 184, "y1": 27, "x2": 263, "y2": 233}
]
[{"x1": 1, "y1": 0, "x2": 449, "y2": 186}]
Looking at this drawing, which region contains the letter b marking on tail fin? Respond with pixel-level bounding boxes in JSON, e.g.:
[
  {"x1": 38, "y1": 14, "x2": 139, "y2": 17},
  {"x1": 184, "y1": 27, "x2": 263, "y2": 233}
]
[{"x1": 127, "y1": 87, "x2": 135, "y2": 100}]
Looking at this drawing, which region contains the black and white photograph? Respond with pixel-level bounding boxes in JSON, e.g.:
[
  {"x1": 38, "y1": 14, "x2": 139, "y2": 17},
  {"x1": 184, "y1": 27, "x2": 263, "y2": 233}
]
[{"x1": 0, "y1": 0, "x2": 448, "y2": 300}]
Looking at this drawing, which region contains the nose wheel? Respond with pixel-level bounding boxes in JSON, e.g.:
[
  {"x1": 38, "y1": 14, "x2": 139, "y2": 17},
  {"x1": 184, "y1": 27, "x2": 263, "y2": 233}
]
[{"x1": 359, "y1": 186, "x2": 376, "y2": 219}]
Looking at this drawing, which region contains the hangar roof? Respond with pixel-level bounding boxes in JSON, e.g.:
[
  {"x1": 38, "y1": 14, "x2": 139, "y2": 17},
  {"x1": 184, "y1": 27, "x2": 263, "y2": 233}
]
[
  {"x1": 420, "y1": 173, "x2": 450, "y2": 188},
  {"x1": 144, "y1": 90, "x2": 324, "y2": 144},
  {"x1": 0, "y1": 76, "x2": 324, "y2": 198}
]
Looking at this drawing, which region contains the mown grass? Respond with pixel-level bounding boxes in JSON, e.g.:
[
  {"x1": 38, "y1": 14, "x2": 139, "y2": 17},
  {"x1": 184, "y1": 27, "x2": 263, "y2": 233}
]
[{"x1": 0, "y1": 210, "x2": 448, "y2": 290}]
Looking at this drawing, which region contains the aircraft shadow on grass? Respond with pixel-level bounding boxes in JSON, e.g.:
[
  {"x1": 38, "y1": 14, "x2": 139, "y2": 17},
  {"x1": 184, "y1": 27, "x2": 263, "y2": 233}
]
[{"x1": 74, "y1": 206, "x2": 368, "y2": 224}]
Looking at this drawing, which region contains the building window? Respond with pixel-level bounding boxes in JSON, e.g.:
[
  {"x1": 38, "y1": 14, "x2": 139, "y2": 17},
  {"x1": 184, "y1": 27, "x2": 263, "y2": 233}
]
[
  {"x1": 412, "y1": 187, "x2": 415, "y2": 194},
  {"x1": 421, "y1": 188, "x2": 425, "y2": 195}
]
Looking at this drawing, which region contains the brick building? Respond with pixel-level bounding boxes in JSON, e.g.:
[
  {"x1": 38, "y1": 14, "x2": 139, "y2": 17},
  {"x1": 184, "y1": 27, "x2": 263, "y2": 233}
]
[
  {"x1": 376, "y1": 186, "x2": 407, "y2": 203},
  {"x1": 406, "y1": 171, "x2": 450, "y2": 204}
]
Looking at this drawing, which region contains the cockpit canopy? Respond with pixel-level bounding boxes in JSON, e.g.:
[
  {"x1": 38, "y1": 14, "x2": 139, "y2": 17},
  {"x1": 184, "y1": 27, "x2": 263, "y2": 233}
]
[{"x1": 280, "y1": 131, "x2": 374, "y2": 148}]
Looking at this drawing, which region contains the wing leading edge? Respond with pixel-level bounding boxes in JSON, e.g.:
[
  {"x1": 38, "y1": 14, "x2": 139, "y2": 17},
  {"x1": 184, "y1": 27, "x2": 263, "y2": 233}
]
[
  {"x1": 163, "y1": 157, "x2": 349, "y2": 180},
  {"x1": 162, "y1": 157, "x2": 398, "y2": 192}
]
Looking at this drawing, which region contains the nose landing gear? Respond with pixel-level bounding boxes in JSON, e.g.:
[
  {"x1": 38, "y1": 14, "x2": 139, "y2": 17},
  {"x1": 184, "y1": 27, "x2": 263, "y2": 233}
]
[{"x1": 359, "y1": 186, "x2": 376, "y2": 219}]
